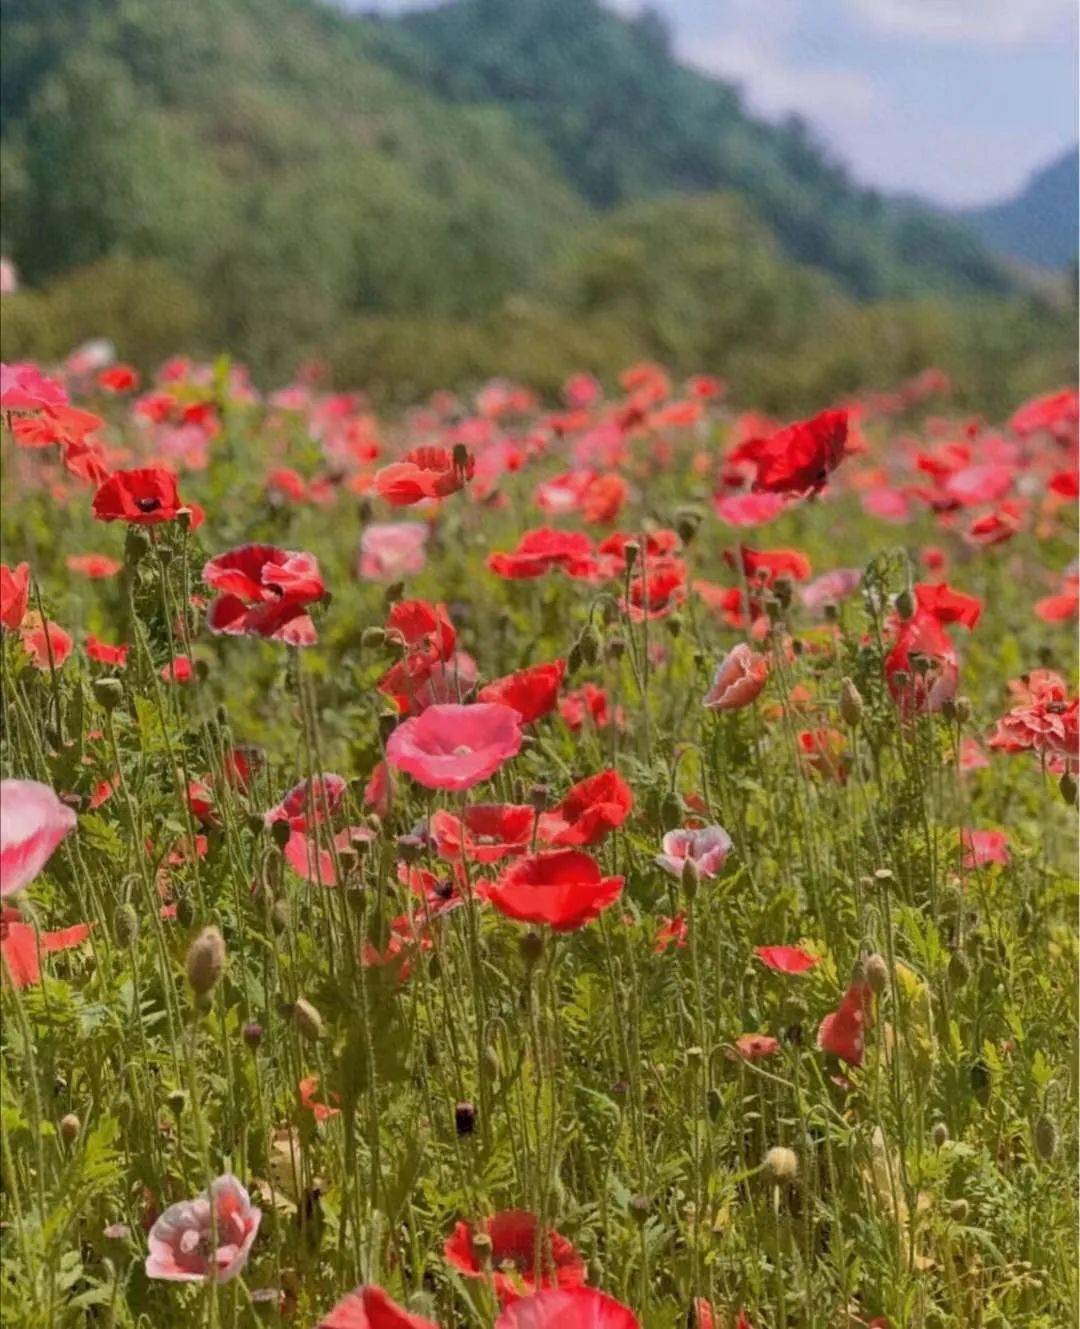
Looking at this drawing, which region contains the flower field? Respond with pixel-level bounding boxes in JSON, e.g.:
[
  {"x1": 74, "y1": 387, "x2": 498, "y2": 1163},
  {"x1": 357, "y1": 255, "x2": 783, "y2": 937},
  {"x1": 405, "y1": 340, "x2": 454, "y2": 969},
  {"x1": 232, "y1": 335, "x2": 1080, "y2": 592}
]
[{"x1": 0, "y1": 355, "x2": 1077, "y2": 1329}]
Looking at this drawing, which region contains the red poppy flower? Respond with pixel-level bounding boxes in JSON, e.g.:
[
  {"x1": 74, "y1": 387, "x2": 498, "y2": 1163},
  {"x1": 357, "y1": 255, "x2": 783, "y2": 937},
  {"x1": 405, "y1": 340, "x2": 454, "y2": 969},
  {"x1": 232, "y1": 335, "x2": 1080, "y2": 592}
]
[
  {"x1": 559, "y1": 684, "x2": 619, "y2": 732},
  {"x1": 161, "y1": 656, "x2": 193, "y2": 684},
  {"x1": 18, "y1": 613, "x2": 73, "y2": 669},
  {"x1": 623, "y1": 557, "x2": 687, "y2": 621},
  {"x1": 478, "y1": 850, "x2": 624, "y2": 931},
  {"x1": 2, "y1": 908, "x2": 91, "y2": 988},
  {"x1": 796, "y1": 728, "x2": 848, "y2": 781},
  {"x1": 10, "y1": 404, "x2": 102, "y2": 450},
  {"x1": 961, "y1": 829, "x2": 1009, "y2": 869},
  {"x1": 817, "y1": 980, "x2": 874, "y2": 1067},
  {"x1": 733, "y1": 1033, "x2": 780, "y2": 1060},
  {"x1": 538, "y1": 770, "x2": 633, "y2": 847},
  {"x1": 430, "y1": 805, "x2": 534, "y2": 863},
  {"x1": 444, "y1": 1209, "x2": 586, "y2": 1305},
  {"x1": 727, "y1": 545, "x2": 812, "y2": 586},
  {"x1": 580, "y1": 472, "x2": 628, "y2": 524},
  {"x1": 988, "y1": 693, "x2": 1078, "y2": 765},
  {"x1": 488, "y1": 529, "x2": 593, "y2": 580},
  {"x1": 92, "y1": 467, "x2": 190, "y2": 526},
  {"x1": 742, "y1": 409, "x2": 849, "y2": 495},
  {"x1": 495, "y1": 1288, "x2": 638, "y2": 1329},
  {"x1": 375, "y1": 446, "x2": 473, "y2": 506},
  {"x1": 755, "y1": 945, "x2": 819, "y2": 974},
  {"x1": 265, "y1": 774, "x2": 347, "y2": 832},
  {"x1": 386, "y1": 702, "x2": 522, "y2": 792},
  {"x1": 1, "y1": 363, "x2": 68, "y2": 411},
  {"x1": 317, "y1": 1284, "x2": 440, "y2": 1329},
  {"x1": 378, "y1": 600, "x2": 459, "y2": 711},
  {"x1": 0, "y1": 562, "x2": 30, "y2": 630},
  {"x1": 298, "y1": 1074, "x2": 341, "y2": 1123},
  {"x1": 712, "y1": 493, "x2": 788, "y2": 527},
  {"x1": 884, "y1": 612, "x2": 958, "y2": 717},
  {"x1": 203, "y1": 544, "x2": 326, "y2": 647},
  {"x1": 964, "y1": 505, "x2": 1023, "y2": 546},
  {"x1": 1010, "y1": 387, "x2": 1078, "y2": 441},
  {"x1": 98, "y1": 364, "x2": 139, "y2": 394},
  {"x1": 66, "y1": 553, "x2": 122, "y2": 579},
  {"x1": 1035, "y1": 585, "x2": 1079, "y2": 622},
  {"x1": 478, "y1": 660, "x2": 566, "y2": 723},
  {"x1": 85, "y1": 635, "x2": 129, "y2": 667},
  {"x1": 654, "y1": 914, "x2": 688, "y2": 952},
  {"x1": 913, "y1": 582, "x2": 982, "y2": 629}
]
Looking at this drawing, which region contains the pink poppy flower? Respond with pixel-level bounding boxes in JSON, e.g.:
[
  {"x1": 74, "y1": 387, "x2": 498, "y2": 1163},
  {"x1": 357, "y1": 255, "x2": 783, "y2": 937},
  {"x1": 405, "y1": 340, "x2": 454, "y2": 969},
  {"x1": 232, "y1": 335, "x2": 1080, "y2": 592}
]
[
  {"x1": 0, "y1": 363, "x2": 68, "y2": 412},
  {"x1": 317, "y1": 1284, "x2": 440, "y2": 1329},
  {"x1": 655, "y1": 825, "x2": 732, "y2": 879},
  {"x1": 703, "y1": 644, "x2": 769, "y2": 711},
  {"x1": 755, "y1": 945, "x2": 819, "y2": 974},
  {"x1": 18, "y1": 613, "x2": 73, "y2": 670},
  {"x1": 732, "y1": 1033, "x2": 780, "y2": 1060},
  {"x1": 203, "y1": 544, "x2": 326, "y2": 647},
  {"x1": 711, "y1": 492, "x2": 788, "y2": 527},
  {"x1": 430, "y1": 804, "x2": 535, "y2": 863},
  {"x1": 801, "y1": 568, "x2": 861, "y2": 613},
  {"x1": 495, "y1": 1288, "x2": 639, "y2": 1329},
  {"x1": 145, "y1": 1174, "x2": 260, "y2": 1283},
  {"x1": 961, "y1": 829, "x2": 1009, "y2": 869},
  {"x1": 66, "y1": 553, "x2": 122, "y2": 579},
  {"x1": 385, "y1": 703, "x2": 522, "y2": 791},
  {"x1": 358, "y1": 523, "x2": 429, "y2": 581},
  {"x1": 1, "y1": 780, "x2": 77, "y2": 897},
  {"x1": 0, "y1": 562, "x2": 31, "y2": 629},
  {"x1": 284, "y1": 826, "x2": 375, "y2": 886}
]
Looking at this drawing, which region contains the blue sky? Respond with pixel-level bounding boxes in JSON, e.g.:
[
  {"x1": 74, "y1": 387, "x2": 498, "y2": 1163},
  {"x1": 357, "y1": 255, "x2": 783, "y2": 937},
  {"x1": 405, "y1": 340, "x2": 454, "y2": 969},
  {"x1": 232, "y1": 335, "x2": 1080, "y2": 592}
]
[{"x1": 350, "y1": 0, "x2": 1077, "y2": 207}]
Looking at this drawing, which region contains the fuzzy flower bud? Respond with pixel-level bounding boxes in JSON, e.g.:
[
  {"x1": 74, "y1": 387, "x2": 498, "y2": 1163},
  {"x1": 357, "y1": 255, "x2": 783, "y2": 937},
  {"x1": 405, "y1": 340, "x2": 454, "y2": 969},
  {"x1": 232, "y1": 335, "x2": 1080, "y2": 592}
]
[
  {"x1": 185, "y1": 926, "x2": 226, "y2": 997},
  {"x1": 838, "y1": 677, "x2": 864, "y2": 727},
  {"x1": 763, "y1": 1146, "x2": 798, "y2": 1182}
]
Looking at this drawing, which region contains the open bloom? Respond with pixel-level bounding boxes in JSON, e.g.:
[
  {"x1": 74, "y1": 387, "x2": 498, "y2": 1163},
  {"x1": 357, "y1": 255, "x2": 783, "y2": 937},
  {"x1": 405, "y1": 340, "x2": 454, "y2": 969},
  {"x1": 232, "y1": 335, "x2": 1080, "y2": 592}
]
[
  {"x1": 358, "y1": 523, "x2": 429, "y2": 581},
  {"x1": 656, "y1": 825, "x2": 732, "y2": 879},
  {"x1": 538, "y1": 770, "x2": 633, "y2": 847},
  {"x1": 755, "y1": 945, "x2": 819, "y2": 974},
  {"x1": 445, "y1": 1209, "x2": 586, "y2": 1305},
  {"x1": 478, "y1": 660, "x2": 566, "y2": 724},
  {"x1": 317, "y1": 1284, "x2": 440, "y2": 1329},
  {"x1": 818, "y1": 980, "x2": 874, "y2": 1067},
  {"x1": 1, "y1": 780, "x2": 77, "y2": 898},
  {"x1": 742, "y1": 408, "x2": 849, "y2": 495},
  {"x1": 430, "y1": 805, "x2": 535, "y2": 863},
  {"x1": 203, "y1": 544, "x2": 326, "y2": 646},
  {"x1": 478, "y1": 850, "x2": 624, "y2": 931},
  {"x1": 145, "y1": 1174, "x2": 260, "y2": 1283},
  {"x1": 703, "y1": 644, "x2": 769, "y2": 711},
  {"x1": 92, "y1": 467, "x2": 195, "y2": 526},
  {"x1": 374, "y1": 446, "x2": 473, "y2": 506},
  {"x1": 386, "y1": 703, "x2": 522, "y2": 791},
  {"x1": 495, "y1": 1288, "x2": 639, "y2": 1329},
  {"x1": 18, "y1": 613, "x2": 73, "y2": 670},
  {"x1": 2, "y1": 909, "x2": 90, "y2": 987},
  {"x1": 962, "y1": 829, "x2": 1009, "y2": 869},
  {"x1": 0, "y1": 562, "x2": 30, "y2": 630}
]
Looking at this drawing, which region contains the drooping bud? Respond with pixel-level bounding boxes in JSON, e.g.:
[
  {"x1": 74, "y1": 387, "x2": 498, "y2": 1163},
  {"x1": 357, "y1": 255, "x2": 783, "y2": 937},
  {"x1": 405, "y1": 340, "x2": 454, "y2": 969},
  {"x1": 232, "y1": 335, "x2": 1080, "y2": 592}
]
[
  {"x1": 1060, "y1": 771, "x2": 1077, "y2": 806},
  {"x1": 185, "y1": 926, "x2": 226, "y2": 997},
  {"x1": 947, "y1": 950, "x2": 970, "y2": 988},
  {"x1": 895, "y1": 588, "x2": 916, "y2": 620},
  {"x1": 579, "y1": 624, "x2": 601, "y2": 666},
  {"x1": 271, "y1": 898, "x2": 290, "y2": 934}
]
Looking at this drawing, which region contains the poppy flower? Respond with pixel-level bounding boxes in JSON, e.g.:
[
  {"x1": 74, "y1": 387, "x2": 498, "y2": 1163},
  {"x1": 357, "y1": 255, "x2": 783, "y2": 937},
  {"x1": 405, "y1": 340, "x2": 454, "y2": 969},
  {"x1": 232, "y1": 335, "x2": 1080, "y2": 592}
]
[
  {"x1": 703, "y1": 644, "x2": 769, "y2": 711},
  {"x1": 385, "y1": 702, "x2": 522, "y2": 791},
  {"x1": 732, "y1": 1033, "x2": 780, "y2": 1060},
  {"x1": 358, "y1": 523, "x2": 429, "y2": 581},
  {"x1": 430, "y1": 805, "x2": 535, "y2": 863},
  {"x1": 145, "y1": 1174, "x2": 260, "y2": 1283},
  {"x1": 10, "y1": 404, "x2": 102, "y2": 450},
  {"x1": 1010, "y1": 388, "x2": 1078, "y2": 441},
  {"x1": 478, "y1": 660, "x2": 566, "y2": 724},
  {"x1": 745, "y1": 409, "x2": 849, "y2": 495},
  {"x1": 66, "y1": 553, "x2": 122, "y2": 579},
  {"x1": 378, "y1": 600, "x2": 459, "y2": 711},
  {"x1": 712, "y1": 493, "x2": 788, "y2": 527},
  {"x1": 161, "y1": 655, "x2": 193, "y2": 684},
  {"x1": 298, "y1": 1075, "x2": 341, "y2": 1123},
  {"x1": 18, "y1": 613, "x2": 73, "y2": 670},
  {"x1": 1035, "y1": 580, "x2": 1079, "y2": 622},
  {"x1": 538, "y1": 770, "x2": 633, "y2": 847},
  {"x1": 203, "y1": 544, "x2": 326, "y2": 647},
  {"x1": 98, "y1": 364, "x2": 139, "y2": 394},
  {"x1": 284, "y1": 825, "x2": 374, "y2": 886},
  {"x1": 317, "y1": 1284, "x2": 440, "y2": 1329},
  {"x1": 444, "y1": 1209, "x2": 586, "y2": 1305},
  {"x1": 265, "y1": 774, "x2": 347, "y2": 831},
  {"x1": 818, "y1": 980, "x2": 874, "y2": 1067},
  {"x1": 988, "y1": 692, "x2": 1079, "y2": 765},
  {"x1": 494, "y1": 1288, "x2": 639, "y2": 1329},
  {"x1": 913, "y1": 582, "x2": 982, "y2": 630},
  {"x1": 755, "y1": 945, "x2": 819, "y2": 974},
  {"x1": 92, "y1": 467, "x2": 190, "y2": 526},
  {"x1": 801, "y1": 568, "x2": 861, "y2": 613},
  {"x1": 0, "y1": 562, "x2": 30, "y2": 630},
  {"x1": 559, "y1": 685, "x2": 619, "y2": 732},
  {"x1": 654, "y1": 914, "x2": 688, "y2": 952},
  {"x1": 2, "y1": 908, "x2": 91, "y2": 987},
  {"x1": 488, "y1": 529, "x2": 594, "y2": 580},
  {"x1": 1, "y1": 780, "x2": 78, "y2": 898},
  {"x1": 374, "y1": 446, "x2": 473, "y2": 506},
  {"x1": 961, "y1": 829, "x2": 1009, "y2": 869},
  {"x1": 85, "y1": 635, "x2": 129, "y2": 667},
  {"x1": 478, "y1": 850, "x2": 624, "y2": 931},
  {"x1": 0, "y1": 363, "x2": 68, "y2": 412},
  {"x1": 728, "y1": 546, "x2": 811, "y2": 585},
  {"x1": 623, "y1": 557, "x2": 687, "y2": 622},
  {"x1": 656, "y1": 825, "x2": 732, "y2": 879},
  {"x1": 797, "y1": 728, "x2": 848, "y2": 781}
]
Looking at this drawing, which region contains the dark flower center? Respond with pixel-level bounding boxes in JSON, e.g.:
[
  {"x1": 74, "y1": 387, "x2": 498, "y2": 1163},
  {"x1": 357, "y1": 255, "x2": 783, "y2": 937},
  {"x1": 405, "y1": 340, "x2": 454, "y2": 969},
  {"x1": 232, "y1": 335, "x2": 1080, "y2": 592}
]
[{"x1": 136, "y1": 496, "x2": 162, "y2": 512}]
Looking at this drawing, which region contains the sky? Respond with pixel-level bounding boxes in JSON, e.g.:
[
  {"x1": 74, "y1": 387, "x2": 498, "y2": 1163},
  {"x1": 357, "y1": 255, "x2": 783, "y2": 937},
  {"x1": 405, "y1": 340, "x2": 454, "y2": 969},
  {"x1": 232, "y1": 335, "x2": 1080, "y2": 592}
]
[{"x1": 349, "y1": 0, "x2": 1077, "y2": 207}]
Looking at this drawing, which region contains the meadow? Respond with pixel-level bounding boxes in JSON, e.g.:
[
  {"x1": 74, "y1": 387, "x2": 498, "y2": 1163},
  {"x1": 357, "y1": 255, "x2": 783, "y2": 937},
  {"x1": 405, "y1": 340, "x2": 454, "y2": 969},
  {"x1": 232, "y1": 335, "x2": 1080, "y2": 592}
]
[{"x1": 0, "y1": 353, "x2": 1076, "y2": 1329}]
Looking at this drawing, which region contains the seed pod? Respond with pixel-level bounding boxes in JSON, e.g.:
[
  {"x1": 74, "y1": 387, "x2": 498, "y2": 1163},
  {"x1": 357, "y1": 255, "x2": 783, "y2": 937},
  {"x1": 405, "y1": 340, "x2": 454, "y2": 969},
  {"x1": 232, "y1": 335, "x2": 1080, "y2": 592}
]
[
  {"x1": 361, "y1": 626, "x2": 387, "y2": 651},
  {"x1": 954, "y1": 696, "x2": 972, "y2": 724},
  {"x1": 763, "y1": 1146, "x2": 798, "y2": 1182},
  {"x1": 528, "y1": 783, "x2": 551, "y2": 813},
  {"x1": 185, "y1": 926, "x2": 226, "y2": 996},
  {"x1": 113, "y1": 903, "x2": 139, "y2": 947},
  {"x1": 681, "y1": 856, "x2": 699, "y2": 900},
  {"x1": 862, "y1": 952, "x2": 889, "y2": 994},
  {"x1": 292, "y1": 998, "x2": 323, "y2": 1042},
  {"x1": 838, "y1": 678, "x2": 864, "y2": 727},
  {"x1": 1033, "y1": 1113, "x2": 1059, "y2": 1162},
  {"x1": 92, "y1": 677, "x2": 124, "y2": 712},
  {"x1": 623, "y1": 542, "x2": 640, "y2": 571},
  {"x1": 932, "y1": 1122, "x2": 950, "y2": 1148},
  {"x1": 454, "y1": 1101, "x2": 476, "y2": 1137},
  {"x1": 59, "y1": 1113, "x2": 81, "y2": 1143},
  {"x1": 167, "y1": 1088, "x2": 188, "y2": 1116},
  {"x1": 242, "y1": 1022, "x2": 264, "y2": 1049}
]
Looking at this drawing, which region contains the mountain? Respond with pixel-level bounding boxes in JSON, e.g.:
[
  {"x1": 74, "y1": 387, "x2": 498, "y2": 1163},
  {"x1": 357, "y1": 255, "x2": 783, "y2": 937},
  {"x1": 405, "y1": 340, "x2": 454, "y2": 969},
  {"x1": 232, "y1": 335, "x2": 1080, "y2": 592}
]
[{"x1": 959, "y1": 148, "x2": 1078, "y2": 271}]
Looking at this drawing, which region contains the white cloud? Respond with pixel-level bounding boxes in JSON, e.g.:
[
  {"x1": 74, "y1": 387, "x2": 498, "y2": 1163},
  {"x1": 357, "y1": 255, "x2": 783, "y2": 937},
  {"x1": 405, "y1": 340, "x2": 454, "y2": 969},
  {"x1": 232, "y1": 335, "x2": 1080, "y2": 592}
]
[{"x1": 847, "y1": 0, "x2": 1075, "y2": 46}]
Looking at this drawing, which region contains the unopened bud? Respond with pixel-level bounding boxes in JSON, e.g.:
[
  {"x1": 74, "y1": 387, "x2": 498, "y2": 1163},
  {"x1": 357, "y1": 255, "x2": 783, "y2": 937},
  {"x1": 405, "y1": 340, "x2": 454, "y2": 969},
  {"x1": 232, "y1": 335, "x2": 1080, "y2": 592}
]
[
  {"x1": 113, "y1": 903, "x2": 139, "y2": 946},
  {"x1": 674, "y1": 506, "x2": 702, "y2": 545},
  {"x1": 862, "y1": 952, "x2": 889, "y2": 994},
  {"x1": 954, "y1": 696, "x2": 972, "y2": 724},
  {"x1": 242, "y1": 1021, "x2": 264, "y2": 1049},
  {"x1": 519, "y1": 930, "x2": 544, "y2": 968},
  {"x1": 681, "y1": 856, "x2": 699, "y2": 899},
  {"x1": 92, "y1": 677, "x2": 124, "y2": 712},
  {"x1": 185, "y1": 926, "x2": 226, "y2": 996},
  {"x1": 932, "y1": 1122, "x2": 950, "y2": 1148},
  {"x1": 271, "y1": 898, "x2": 290, "y2": 934},
  {"x1": 948, "y1": 1199, "x2": 968, "y2": 1222},
  {"x1": 629, "y1": 1193, "x2": 650, "y2": 1224},
  {"x1": 1060, "y1": 771, "x2": 1077, "y2": 806},
  {"x1": 454, "y1": 1101, "x2": 476, "y2": 1137},
  {"x1": 293, "y1": 997, "x2": 323, "y2": 1042},
  {"x1": 948, "y1": 950, "x2": 970, "y2": 988},
  {"x1": 623, "y1": 542, "x2": 640, "y2": 571},
  {"x1": 579, "y1": 624, "x2": 601, "y2": 666},
  {"x1": 763, "y1": 1146, "x2": 798, "y2": 1182},
  {"x1": 839, "y1": 678, "x2": 864, "y2": 727},
  {"x1": 59, "y1": 1113, "x2": 80, "y2": 1142},
  {"x1": 1033, "y1": 1113, "x2": 1059, "y2": 1162},
  {"x1": 895, "y1": 588, "x2": 915, "y2": 620},
  {"x1": 528, "y1": 783, "x2": 550, "y2": 813},
  {"x1": 167, "y1": 1088, "x2": 188, "y2": 1116},
  {"x1": 270, "y1": 819, "x2": 292, "y2": 849},
  {"x1": 660, "y1": 789, "x2": 683, "y2": 831},
  {"x1": 361, "y1": 627, "x2": 387, "y2": 650}
]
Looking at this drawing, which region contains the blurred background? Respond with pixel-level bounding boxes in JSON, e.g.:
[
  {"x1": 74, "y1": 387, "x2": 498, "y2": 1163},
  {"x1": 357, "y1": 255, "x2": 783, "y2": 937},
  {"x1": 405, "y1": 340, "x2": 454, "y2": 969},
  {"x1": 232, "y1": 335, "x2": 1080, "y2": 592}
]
[{"x1": 1, "y1": 0, "x2": 1076, "y2": 412}]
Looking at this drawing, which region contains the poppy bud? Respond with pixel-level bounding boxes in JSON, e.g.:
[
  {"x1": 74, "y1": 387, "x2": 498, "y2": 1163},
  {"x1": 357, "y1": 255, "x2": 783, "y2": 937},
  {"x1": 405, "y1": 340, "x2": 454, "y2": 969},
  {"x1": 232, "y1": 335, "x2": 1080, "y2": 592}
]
[
  {"x1": 660, "y1": 789, "x2": 683, "y2": 830},
  {"x1": 969, "y1": 1059, "x2": 991, "y2": 1102},
  {"x1": 862, "y1": 953, "x2": 889, "y2": 994},
  {"x1": 567, "y1": 641, "x2": 583, "y2": 674},
  {"x1": 664, "y1": 614, "x2": 682, "y2": 639},
  {"x1": 396, "y1": 834, "x2": 424, "y2": 863},
  {"x1": 823, "y1": 602, "x2": 839, "y2": 622},
  {"x1": 579, "y1": 624, "x2": 601, "y2": 665},
  {"x1": 623, "y1": 542, "x2": 640, "y2": 570},
  {"x1": 185, "y1": 926, "x2": 226, "y2": 997},
  {"x1": 361, "y1": 627, "x2": 386, "y2": 651},
  {"x1": 167, "y1": 1088, "x2": 188, "y2": 1116},
  {"x1": 271, "y1": 898, "x2": 290, "y2": 933},
  {"x1": 519, "y1": 929, "x2": 544, "y2": 968},
  {"x1": 529, "y1": 783, "x2": 550, "y2": 812},
  {"x1": 1033, "y1": 1113, "x2": 1059, "y2": 1162},
  {"x1": 293, "y1": 997, "x2": 323, "y2": 1041},
  {"x1": 113, "y1": 903, "x2": 139, "y2": 946},
  {"x1": 378, "y1": 712, "x2": 399, "y2": 743},
  {"x1": 954, "y1": 696, "x2": 972, "y2": 723},
  {"x1": 59, "y1": 1113, "x2": 80, "y2": 1143},
  {"x1": 839, "y1": 678, "x2": 864, "y2": 727},
  {"x1": 674, "y1": 506, "x2": 702, "y2": 545},
  {"x1": 92, "y1": 677, "x2": 124, "y2": 712},
  {"x1": 939, "y1": 696, "x2": 957, "y2": 722},
  {"x1": 707, "y1": 1087, "x2": 722, "y2": 1121},
  {"x1": 947, "y1": 950, "x2": 970, "y2": 988},
  {"x1": 606, "y1": 634, "x2": 626, "y2": 661},
  {"x1": 895, "y1": 588, "x2": 915, "y2": 620},
  {"x1": 932, "y1": 1122, "x2": 949, "y2": 1148},
  {"x1": 383, "y1": 582, "x2": 404, "y2": 607},
  {"x1": 763, "y1": 1145, "x2": 798, "y2": 1182},
  {"x1": 629, "y1": 1194, "x2": 650, "y2": 1225},
  {"x1": 175, "y1": 894, "x2": 194, "y2": 928},
  {"x1": 270, "y1": 819, "x2": 292, "y2": 849},
  {"x1": 681, "y1": 856, "x2": 699, "y2": 899},
  {"x1": 1060, "y1": 771, "x2": 1077, "y2": 806},
  {"x1": 482, "y1": 1044, "x2": 501, "y2": 1081},
  {"x1": 470, "y1": 1231, "x2": 493, "y2": 1270},
  {"x1": 242, "y1": 1021, "x2": 263, "y2": 1049},
  {"x1": 124, "y1": 527, "x2": 150, "y2": 565},
  {"x1": 454, "y1": 1101, "x2": 476, "y2": 1136}
]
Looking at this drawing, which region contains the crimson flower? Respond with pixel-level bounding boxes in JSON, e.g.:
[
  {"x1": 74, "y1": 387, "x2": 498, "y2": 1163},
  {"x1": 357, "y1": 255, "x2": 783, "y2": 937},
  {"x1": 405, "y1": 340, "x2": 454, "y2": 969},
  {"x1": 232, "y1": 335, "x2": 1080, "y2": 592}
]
[
  {"x1": 444, "y1": 1209, "x2": 585, "y2": 1305},
  {"x1": 203, "y1": 544, "x2": 326, "y2": 647},
  {"x1": 430, "y1": 805, "x2": 535, "y2": 863},
  {"x1": 623, "y1": 557, "x2": 686, "y2": 621},
  {"x1": 478, "y1": 850, "x2": 624, "y2": 931},
  {"x1": 85, "y1": 635, "x2": 129, "y2": 667},
  {"x1": 385, "y1": 702, "x2": 522, "y2": 791},
  {"x1": 755, "y1": 945, "x2": 819, "y2": 974},
  {"x1": 375, "y1": 446, "x2": 473, "y2": 506},
  {"x1": 742, "y1": 409, "x2": 849, "y2": 495},
  {"x1": 92, "y1": 467, "x2": 194, "y2": 526},
  {"x1": 818, "y1": 980, "x2": 874, "y2": 1067},
  {"x1": 654, "y1": 914, "x2": 688, "y2": 952},
  {"x1": 538, "y1": 770, "x2": 633, "y2": 847},
  {"x1": 98, "y1": 364, "x2": 139, "y2": 393},
  {"x1": 495, "y1": 1288, "x2": 639, "y2": 1329},
  {"x1": 66, "y1": 553, "x2": 122, "y2": 579},
  {"x1": 316, "y1": 1284, "x2": 440, "y2": 1329},
  {"x1": 478, "y1": 660, "x2": 566, "y2": 724},
  {"x1": 0, "y1": 562, "x2": 30, "y2": 630},
  {"x1": 488, "y1": 529, "x2": 593, "y2": 580}
]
